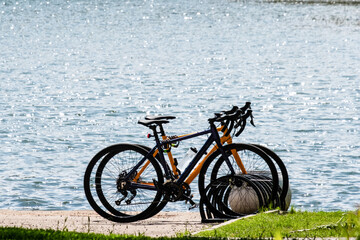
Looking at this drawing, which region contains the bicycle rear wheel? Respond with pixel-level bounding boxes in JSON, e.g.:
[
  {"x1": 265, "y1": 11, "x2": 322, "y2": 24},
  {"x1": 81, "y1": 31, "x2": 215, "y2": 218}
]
[
  {"x1": 84, "y1": 144, "x2": 121, "y2": 220},
  {"x1": 84, "y1": 144, "x2": 164, "y2": 222}
]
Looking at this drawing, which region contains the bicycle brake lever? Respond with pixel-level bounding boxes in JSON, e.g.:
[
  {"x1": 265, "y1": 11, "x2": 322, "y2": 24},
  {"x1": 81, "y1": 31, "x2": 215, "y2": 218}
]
[{"x1": 250, "y1": 113, "x2": 256, "y2": 127}]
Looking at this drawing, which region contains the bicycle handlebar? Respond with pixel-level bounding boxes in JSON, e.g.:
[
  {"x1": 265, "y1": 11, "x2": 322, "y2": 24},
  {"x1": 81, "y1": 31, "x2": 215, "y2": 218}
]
[
  {"x1": 240, "y1": 102, "x2": 251, "y2": 112},
  {"x1": 234, "y1": 109, "x2": 255, "y2": 137},
  {"x1": 221, "y1": 106, "x2": 239, "y2": 115},
  {"x1": 213, "y1": 109, "x2": 242, "y2": 122},
  {"x1": 208, "y1": 102, "x2": 255, "y2": 137}
]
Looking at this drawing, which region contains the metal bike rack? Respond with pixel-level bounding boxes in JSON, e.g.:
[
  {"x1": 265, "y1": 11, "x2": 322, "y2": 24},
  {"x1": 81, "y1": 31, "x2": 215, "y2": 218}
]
[{"x1": 199, "y1": 174, "x2": 287, "y2": 223}]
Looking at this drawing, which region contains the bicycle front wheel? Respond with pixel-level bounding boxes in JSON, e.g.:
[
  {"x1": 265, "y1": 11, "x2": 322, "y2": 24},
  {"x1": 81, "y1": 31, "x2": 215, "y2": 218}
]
[{"x1": 198, "y1": 143, "x2": 279, "y2": 216}]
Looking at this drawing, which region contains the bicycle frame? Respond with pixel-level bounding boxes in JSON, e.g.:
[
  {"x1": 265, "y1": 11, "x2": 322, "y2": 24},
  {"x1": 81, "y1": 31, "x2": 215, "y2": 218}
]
[
  {"x1": 165, "y1": 124, "x2": 248, "y2": 184},
  {"x1": 128, "y1": 122, "x2": 246, "y2": 191},
  {"x1": 134, "y1": 123, "x2": 247, "y2": 184}
]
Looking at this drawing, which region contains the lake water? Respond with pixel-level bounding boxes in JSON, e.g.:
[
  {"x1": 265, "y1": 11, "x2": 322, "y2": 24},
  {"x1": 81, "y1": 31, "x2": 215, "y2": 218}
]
[{"x1": 1, "y1": 0, "x2": 359, "y2": 213}]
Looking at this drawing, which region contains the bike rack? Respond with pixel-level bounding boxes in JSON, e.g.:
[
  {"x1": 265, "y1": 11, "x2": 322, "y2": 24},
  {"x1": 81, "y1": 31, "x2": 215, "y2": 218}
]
[{"x1": 199, "y1": 174, "x2": 287, "y2": 223}]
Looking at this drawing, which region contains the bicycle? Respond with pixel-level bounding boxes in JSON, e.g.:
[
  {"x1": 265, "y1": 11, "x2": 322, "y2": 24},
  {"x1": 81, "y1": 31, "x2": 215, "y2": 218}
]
[
  {"x1": 144, "y1": 104, "x2": 290, "y2": 219},
  {"x1": 84, "y1": 103, "x2": 289, "y2": 222}
]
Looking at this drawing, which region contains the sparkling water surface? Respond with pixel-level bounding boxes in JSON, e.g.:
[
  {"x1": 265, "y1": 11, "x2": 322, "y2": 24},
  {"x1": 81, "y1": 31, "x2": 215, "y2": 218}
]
[{"x1": 1, "y1": 0, "x2": 359, "y2": 212}]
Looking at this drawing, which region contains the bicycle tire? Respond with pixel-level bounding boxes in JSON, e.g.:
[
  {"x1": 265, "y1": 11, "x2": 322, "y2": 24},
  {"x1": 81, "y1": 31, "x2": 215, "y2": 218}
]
[
  {"x1": 84, "y1": 144, "x2": 123, "y2": 219},
  {"x1": 84, "y1": 144, "x2": 164, "y2": 222},
  {"x1": 198, "y1": 143, "x2": 279, "y2": 216},
  {"x1": 251, "y1": 144, "x2": 290, "y2": 210}
]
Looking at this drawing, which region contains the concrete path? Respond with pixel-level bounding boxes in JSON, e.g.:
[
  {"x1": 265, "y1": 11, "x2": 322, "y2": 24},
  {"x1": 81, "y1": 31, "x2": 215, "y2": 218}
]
[{"x1": 0, "y1": 210, "x2": 213, "y2": 237}]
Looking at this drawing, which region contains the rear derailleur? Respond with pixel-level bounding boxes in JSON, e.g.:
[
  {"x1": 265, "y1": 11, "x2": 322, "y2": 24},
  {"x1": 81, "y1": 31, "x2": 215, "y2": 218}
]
[{"x1": 115, "y1": 170, "x2": 137, "y2": 206}]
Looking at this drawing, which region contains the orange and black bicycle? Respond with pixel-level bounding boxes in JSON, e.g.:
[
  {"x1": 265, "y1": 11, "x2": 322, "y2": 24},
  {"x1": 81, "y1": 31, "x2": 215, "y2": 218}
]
[{"x1": 84, "y1": 103, "x2": 290, "y2": 222}]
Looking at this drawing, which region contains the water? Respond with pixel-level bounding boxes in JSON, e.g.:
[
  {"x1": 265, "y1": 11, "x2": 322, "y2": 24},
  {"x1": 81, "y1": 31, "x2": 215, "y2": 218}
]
[{"x1": 1, "y1": 0, "x2": 359, "y2": 212}]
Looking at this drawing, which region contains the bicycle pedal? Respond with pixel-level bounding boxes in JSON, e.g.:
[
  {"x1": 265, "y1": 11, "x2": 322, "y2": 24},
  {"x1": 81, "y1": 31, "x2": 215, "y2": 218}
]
[
  {"x1": 183, "y1": 195, "x2": 197, "y2": 210},
  {"x1": 188, "y1": 200, "x2": 198, "y2": 210}
]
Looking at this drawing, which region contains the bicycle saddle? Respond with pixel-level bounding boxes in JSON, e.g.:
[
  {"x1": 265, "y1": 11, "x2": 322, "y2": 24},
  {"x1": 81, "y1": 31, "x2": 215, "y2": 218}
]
[
  {"x1": 138, "y1": 119, "x2": 169, "y2": 127},
  {"x1": 145, "y1": 115, "x2": 176, "y2": 120}
]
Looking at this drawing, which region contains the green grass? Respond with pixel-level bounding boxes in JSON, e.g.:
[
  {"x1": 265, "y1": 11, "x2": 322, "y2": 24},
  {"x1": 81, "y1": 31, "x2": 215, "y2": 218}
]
[
  {"x1": 1, "y1": 209, "x2": 359, "y2": 239},
  {"x1": 195, "y1": 209, "x2": 360, "y2": 239},
  {"x1": 0, "y1": 227, "x2": 219, "y2": 240}
]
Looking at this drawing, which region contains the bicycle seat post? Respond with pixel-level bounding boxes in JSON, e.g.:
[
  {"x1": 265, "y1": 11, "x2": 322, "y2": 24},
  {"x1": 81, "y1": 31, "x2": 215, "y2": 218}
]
[
  {"x1": 149, "y1": 125, "x2": 162, "y2": 146},
  {"x1": 158, "y1": 124, "x2": 166, "y2": 138}
]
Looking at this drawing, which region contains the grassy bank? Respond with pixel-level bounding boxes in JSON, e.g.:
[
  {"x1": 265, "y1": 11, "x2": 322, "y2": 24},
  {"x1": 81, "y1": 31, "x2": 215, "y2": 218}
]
[
  {"x1": 0, "y1": 209, "x2": 359, "y2": 239},
  {"x1": 195, "y1": 209, "x2": 360, "y2": 239}
]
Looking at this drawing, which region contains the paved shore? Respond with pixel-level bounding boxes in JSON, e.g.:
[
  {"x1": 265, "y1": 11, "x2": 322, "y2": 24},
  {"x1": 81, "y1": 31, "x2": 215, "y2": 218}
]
[{"x1": 0, "y1": 210, "x2": 213, "y2": 237}]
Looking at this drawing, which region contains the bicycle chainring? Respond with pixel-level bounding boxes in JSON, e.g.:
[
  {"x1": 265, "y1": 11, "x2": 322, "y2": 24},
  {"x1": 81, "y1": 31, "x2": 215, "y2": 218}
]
[{"x1": 163, "y1": 182, "x2": 183, "y2": 202}]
